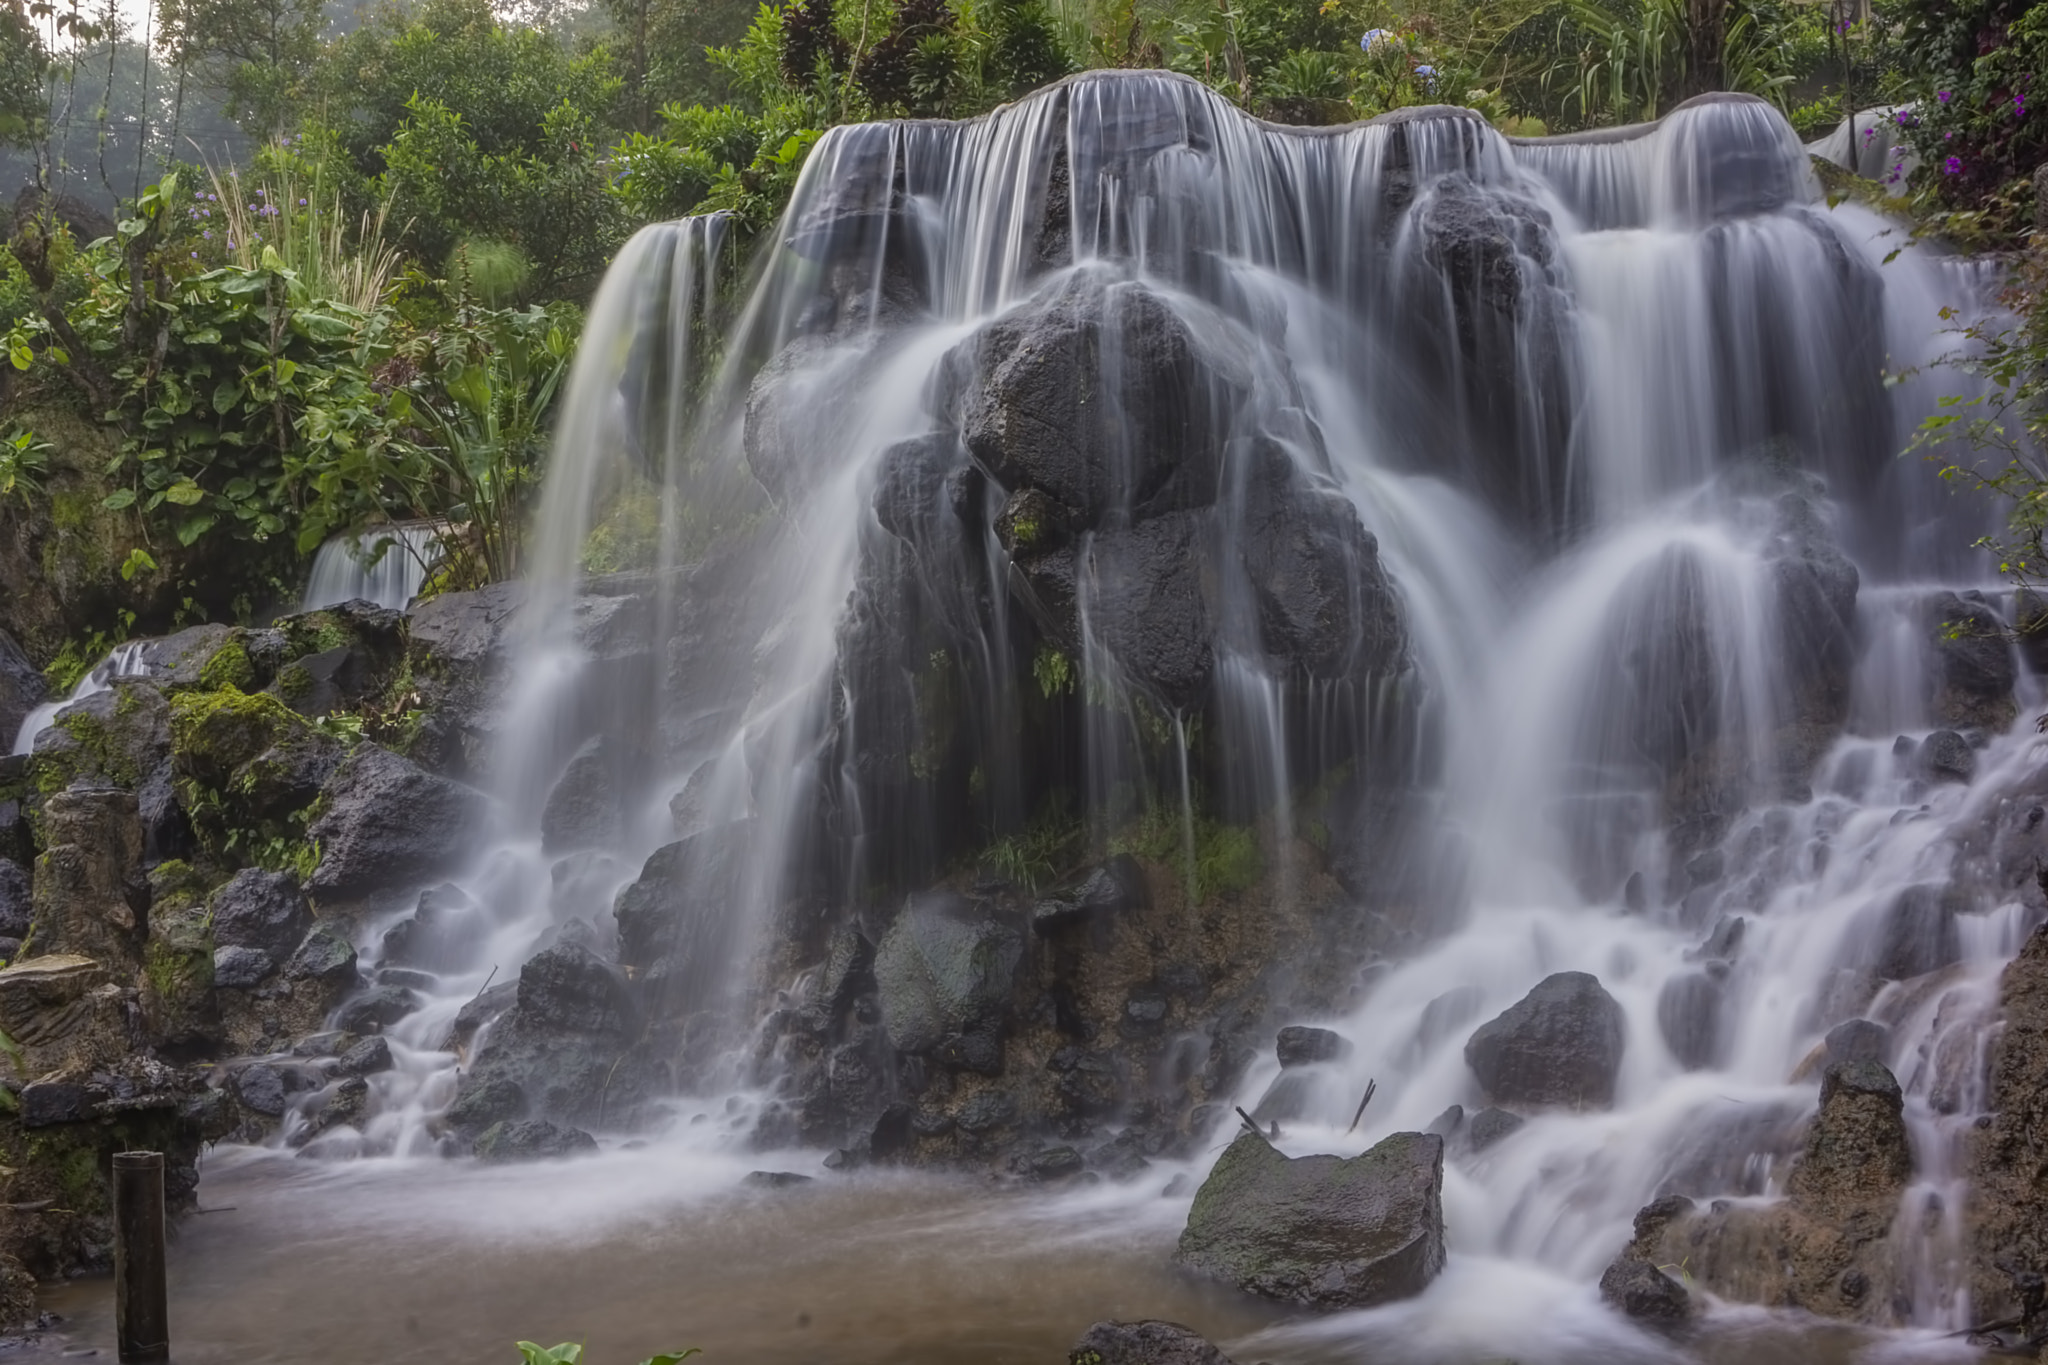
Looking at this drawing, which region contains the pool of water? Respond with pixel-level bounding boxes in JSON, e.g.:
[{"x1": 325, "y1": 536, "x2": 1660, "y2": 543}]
[{"x1": 19, "y1": 1141, "x2": 1993, "y2": 1365}]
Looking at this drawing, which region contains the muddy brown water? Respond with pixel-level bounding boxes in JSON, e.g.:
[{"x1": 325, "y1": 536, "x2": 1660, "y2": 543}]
[{"x1": 17, "y1": 1144, "x2": 1987, "y2": 1365}]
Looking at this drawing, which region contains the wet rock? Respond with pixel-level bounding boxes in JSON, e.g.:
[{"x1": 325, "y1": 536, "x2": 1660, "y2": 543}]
[
  {"x1": 1869, "y1": 883, "x2": 1962, "y2": 982},
  {"x1": 1824, "y1": 1019, "x2": 1889, "y2": 1067},
  {"x1": 473, "y1": 1118, "x2": 598, "y2": 1162},
  {"x1": 334, "y1": 985, "x2": 421, "y2": 1035},
  {"x1": 1920, "y1": 729, "x2": 1976, "y2": 784},
  {"x1": 455, "y1": 943, "x2": 646, "y2": 1133},
  {"x1": 306, "y1": 745, "x2": 492, "y2": 901},
  {"x1": 743, "y1": 1170, "x2": 815, "y2": 1189},
  {"x1": 1276, "y1": 1025, "x2": 1350, "y2": 1068},
  {"x1": 1657, "y1": 972, "x2": 1724, "y2": 1071},
  {"x1": 447, "y1": 979, "x2": 517, "y2": 1049},
  {"x1": 611, "y1": 825, "x2": 748, "y2": 973},
  {"x1": 1415, "y1": 986, "x2": 1485, "y2": 1051},
  {"x1": 1021, "y1": 1146, "x2": 1086, "y2": 1181},
  {"x1": 0, "y1": 859, "x2": 32, "y2": 942},
  {"x1": 380, "y1": 883, "x2": 487, "y2": 974},
  {"x1": 954, "y1": 1090, "x2": 1018, "y2": 1134},
  {"x1": 299, "y1": 1075, "x2": 371, "y2": 1140},
  {"x1": 19, "y1": 1080, "x2": 94, "y2": 1127},
  {"x1": 872, "y1": 433, "x2": 969, "y2": 547},
  {"x1": 235, "y1": 1063, "x2": 290, "y2": 1117},
  {"x1": 1599, "y1": 1256, "x2": 1693, "y2": 1328},
  {"x1": 949, "y1": 269, "x2": 1249, "y2": 525},
  {"x1": 336, "y1": 1035, "x2": 393, "y2": 1077},
  {"x1": 1083, "y1": 512, "x2": 1217, "y2": 711},
  {"x1": 30, "y1": 682, "x2": 170, "y2": 793},
  {"x1": 1464, "y1": 972, "x2": 1626, "y2": 1109},
  {"x1": 444, "y1": 1074, "x2": 524, "y2": 1133},
  {"x1": 540, "y1": 737, "x2": 623, "y2": 855},
  {"x1": 0, "y1": 628, "x2": 43, "y2": 748},
  {"x1": 1970, "y1": 918, "x2": 2048, "y2": 1324},
  {"x1": 1927, "y1": 592, "x2": 2016, "y2": 730},
  {"x1": 285, "y1": 926, "x2": 359, "y2": 985},
  {"x1": 30, "y1": 788, "x2": 145, "y2": 967},
  {"x1": 0, "y1": 954, "x2": 107, "y2": 1073},
  {"x1": 1464, "y1": 1107, "x2": 1524, "y2": 1152},
  {"x1": 1068, "y1": 1319, "x2": 1238, "y2": 1365},
  {"x1": 209, "y1": 869, "x2": 313, "y2": 963},
  {"x1": 1628, "y1": 1063, "x2": 1910, "y2": 1323},
  {"x1": 1175, "y1": 1130, "x2": 1446, "y2": 1309},
  {"x1": 211, "y1": 945, "x2": 273, "y2": 990},
  {"x1": 873, "y1": 893, "x2": 1022, "y2": 1076},
  {"x1": 1425, "y1": 1104, "x2": 1463, "y2": 1138},
  {"x1": 1031, "y1": 856, "x2": 1146, "y2": 933}
]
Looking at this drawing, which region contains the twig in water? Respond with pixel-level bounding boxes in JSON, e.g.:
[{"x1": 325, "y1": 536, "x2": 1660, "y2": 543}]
[
  {"x1": 470, "y1": 965, "x2": 499, "y2": 1001},
  {"x1": 1233, "y1": 1106, "x2": 1273, "y2": 1145},
  {"x1": 1345, "y1": 1079, "x2": 1378, "y2": 1135}
]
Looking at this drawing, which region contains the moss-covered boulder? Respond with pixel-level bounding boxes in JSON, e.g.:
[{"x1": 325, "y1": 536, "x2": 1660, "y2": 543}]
[
  {"x1": 1175, "y1": 1130, "x2": 1447, "y2": 1309},
  {"x1": 305, "y1": 744, "x2": 491, "y2": 903},
  {"x1": 29, "y1": 683, "x2": 170, "y2": 795},
  {"x1": 28, "y1": 789, "x2": 145, "y2": 969},
  {"x1": 168, "y1": 685, "x2": 345, "y2": 856}
]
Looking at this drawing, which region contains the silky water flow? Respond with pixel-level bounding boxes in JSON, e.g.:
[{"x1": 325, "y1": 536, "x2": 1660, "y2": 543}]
[{"x1": 39, "y1": 74, "x2": 2041, "y2": 1365}]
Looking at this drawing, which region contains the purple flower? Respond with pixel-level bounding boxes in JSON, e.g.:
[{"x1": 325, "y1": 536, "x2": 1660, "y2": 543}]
[
  {"x1": 1937, "y1": 90, "x2": 1951, "y2": 103},
  {"x1": 206, "y1": 193, "x2": 216, "y2": 201},
  {"x1": 227, "y1": 237, "x2": 235, "y2": 248},
  {"x1": 256, "y1": 188, "x2": 266, "y2": 197},
  {"x1": 2018, "y1": 95, "x2": 2028, "y2": 117},
  {"x1": 1944, "y1": 155, "x2": 1963, "y2": 175},
  {"x1": 202, "y1": 229, "x2": 212, "y2": 239},
  {"x1": 298, "y1": 198, "x2": 307, "y2": 206}
]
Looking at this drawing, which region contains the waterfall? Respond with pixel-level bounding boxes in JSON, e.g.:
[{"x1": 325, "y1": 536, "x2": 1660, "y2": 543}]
[
  {"x1": 322, "y1": 72, "x2": 2034, "y2": 1339},
  {"x1": 301, "y1": 524, "x2": 444, "y2": 612}
]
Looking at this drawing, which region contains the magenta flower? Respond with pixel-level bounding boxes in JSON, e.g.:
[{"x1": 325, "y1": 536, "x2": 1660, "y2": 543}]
[
  {"x1": 1944, "y1": 155, "x2": 1963, "y2": 175},
  {"x1": 1937, "y1": 90, "x2": 1951, "y2": 103}
]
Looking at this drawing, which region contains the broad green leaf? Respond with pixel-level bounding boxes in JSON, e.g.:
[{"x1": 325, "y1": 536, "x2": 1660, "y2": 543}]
[
  {"x1": 119, "y1": 548, "x2": 157, "y2": 581},
  {"x1": 640, "y1": 1352, "x2": 704, "y2": 1365},
  {"x1": 175, "y1": 513, "x2": 217, "y2": 547},
  {"x1": 214, "y1": 380, "x2": 246, "y2": 414},
  {"x1": 101, "y1": 488, "x2": 137, "y2": 510},
  {"x1": 515, "y1": 1345, "x2": 583, "y2": 1365},
  {"x1": 163, "y1": 479, "x2": 206, "y2": 506}
]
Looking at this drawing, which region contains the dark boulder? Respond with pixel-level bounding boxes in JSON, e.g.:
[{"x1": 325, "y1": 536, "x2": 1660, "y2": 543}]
[
  {"x1": 31, "y1": 682, "x2": 170, "y2": 793},
  {"x1": 1464, "y1": 972, "x2": 1626, "y2": 1109},
  {"x1": 1656, "y1": 972, "x2": 1723, "y2": 1071},
  {"x1": 334, "y1": 985, "x2": 421, "y2": 1034},
  {"x1": 1464, "y1": 1106, "x2": 1525, "y2": 1152},
  {"x1": 306, "y1": 745, "x2": 492, "y2": 901},
  {"x1": 453, "y1": 944, "x2": 645, "y2": 1134},
  {"x1": 473, "y1": 1118, "x2": 598, "y2": 1162},
  {"x1": 30, "y1": 788, "x2": 146, "y2": 967},
  {"x1": 873, "y1": 892, "x2": 1022, "y2": 1076},
  {"x1": 211, "y1": 945, "x2": 273, "y2": 990},
  {"x1": 1175, "y1": 1130, "x2": 1446, "y2": 1309},
  {"x1": 948, "y1": 270, "x2": 1250, "y2": 524},
  {"x1": 208, "y1": 869, "x2": 314, "y2": 963},
  {"x1": 1919, "y1": 729, "x2": 1976, "y2": 785},
  {"x1": 1068, "y1": 1320, "x2": 1238, "y2": 1365},
  {"x1": 286, "y1": 926, "x2": 359, "y2": 985},
  {"x1": 1276, "y1": 1026, "x2": 1351, "y2": 1068},
  {"x1": 540, "y1": 737, "x2": 623, "y2": 855},
  {"x1": 611, "y1": 825, "x2": 748, "y2": 973},
  {"x1": 1787, "y1": 1061, "x2": 1910, "y2": 1222},
  {"x1": 1081, "y1": 512, "x2": 1217, "y2": 711},
  {"x1": 1823, "y1": 1018, "x2": 1889, "y2": 1067},
  {"x1": 1927, "y1": 593, "x2": 2016, "y2": 730},
  {"x1": 380, "y1": 883, "x2": 488, "y2": 974},
  {"x1": 336, "y1": 1035, "x2": 393, "y2": 1077},
  {"x1": 1599, "y1": 1257, "x2": 1694, "y2": 1328},
  {"x1": 1032, "y1": 856, "x2": 1146, "y2": 933},
  {"x1": 1970, "y1": 918, "x2": 2048, "y2": 1324}
]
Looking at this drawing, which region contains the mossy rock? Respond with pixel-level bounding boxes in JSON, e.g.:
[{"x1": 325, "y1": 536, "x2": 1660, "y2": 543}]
[
  {"x1": 28, "y1": 683, "x2": 171, "y2": 795},
  {"x1": 168, "y1": 686, "x2": 346, "y2": 855}
]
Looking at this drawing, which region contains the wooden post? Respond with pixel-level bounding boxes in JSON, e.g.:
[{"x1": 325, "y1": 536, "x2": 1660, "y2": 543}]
[{"x1": 112, "y1": 1151, "x2": 169, "y2": 1364}]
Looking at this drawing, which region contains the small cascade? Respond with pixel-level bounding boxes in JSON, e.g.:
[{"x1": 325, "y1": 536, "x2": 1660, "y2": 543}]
[
  {"x1": 9, "y1": 639, "x2": 152, "y2": 756},
  {"x1": 301, "y1": 524, "x2": 443, "y2": 612}
]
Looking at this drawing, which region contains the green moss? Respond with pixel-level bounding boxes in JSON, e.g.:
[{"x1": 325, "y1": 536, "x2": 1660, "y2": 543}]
[
  {"x1": 197, "y1": 638, "x2": 256, "y2": 692},
  {"x1": 275, "y1": 662, "x2": 313, "y2": 702},
  {"x1": 47, "y1": 489, "x2": 94, "y2": 534},
  {"x1": 169, "y1": 685, "x2": 305, "y2": 785},
  {"x1": 33, "y1": 690, "x2": 154, "y2": 793},
  {"x1": 1193, "y1": 824, "x2": 1263, "y2": 901},
  {"x1": 279, "y1": 611, "x2": 354, "y2": 663}
]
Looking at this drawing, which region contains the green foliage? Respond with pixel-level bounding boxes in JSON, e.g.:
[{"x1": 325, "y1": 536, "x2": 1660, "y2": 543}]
[
  {"x1": 981, "y1": 800, "x2": 1082, "y2": 891},
  {"x1": 1891, "y1": 0, "x2": 2045, "y2": 230},
  {"x1": 156, "y1": 0, "x2": 328, "y2": 136},
  {"x1": 1032, "y1": 643, "x2": 1075, "y2": 700},
  {"x1": 0, "y1": 423, "x2": 47, "y2": 505},
  {"x1": 515, "y1": 1345, "x2": 702, "y2": 1365},
  {"x1": 0, "y1": 0, "x2": 46, "y2": 149}
]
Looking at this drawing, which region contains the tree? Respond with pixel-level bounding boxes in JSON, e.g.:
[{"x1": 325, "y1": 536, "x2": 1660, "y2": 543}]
[
  {"x1": 155, "y1": 0, "x2": 325, "y2": 137},
  {"x1": 0, "y1": 0, "x2": 50, "y2": 149}
]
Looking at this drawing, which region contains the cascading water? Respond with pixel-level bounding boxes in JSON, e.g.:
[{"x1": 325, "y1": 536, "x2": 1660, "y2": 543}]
[
  {"x1": 215, "y1": 72, "x2": 2048, "y2": 1361},
  {"x1": 300, "y1": 523, "x2": 444, "y2": 612}
]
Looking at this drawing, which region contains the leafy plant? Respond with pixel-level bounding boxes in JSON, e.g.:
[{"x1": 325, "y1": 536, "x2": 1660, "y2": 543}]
[
  {"x1": 0, "y1": 424, "x2": 48, "y2": 505},
  {"x1": 515, "y1": 1344, "x2": 701, "y2": 1365}
]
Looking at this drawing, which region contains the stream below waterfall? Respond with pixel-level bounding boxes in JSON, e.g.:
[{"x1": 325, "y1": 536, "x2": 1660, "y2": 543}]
[{"x1": 17, "y1": 1147, "x2": 1992, "y2": 1364}]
